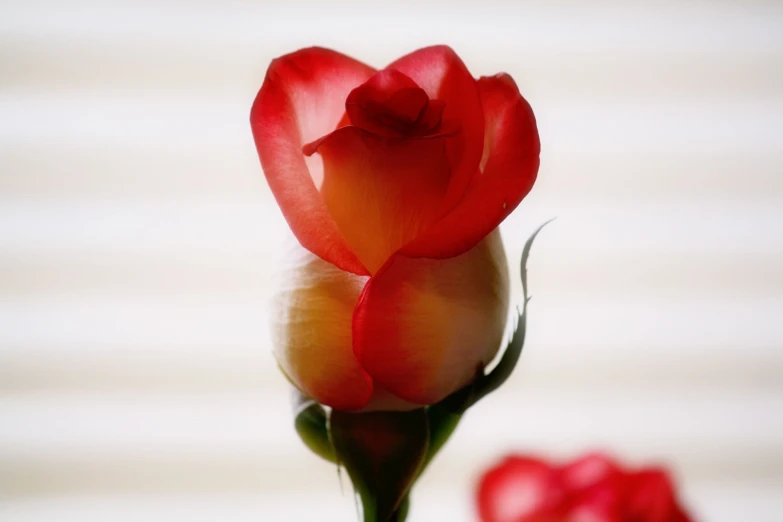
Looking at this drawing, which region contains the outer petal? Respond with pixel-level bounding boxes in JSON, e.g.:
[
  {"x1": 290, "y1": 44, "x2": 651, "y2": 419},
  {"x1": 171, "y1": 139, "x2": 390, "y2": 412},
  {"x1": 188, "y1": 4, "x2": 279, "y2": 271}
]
[
  {"x1": 563, "y1": 455, "x2": 624, "y2": 522},
  {"x1": 624, "y1": 469, "x2": 693, "y2": 522},
  {"x1": 312, "y1": 127, "x2": 452, "y2": 274},
  {"x1": 387, "y1": 45, "x2": 485, "y2": 213},
  {"x1": 401, "y1": 73, "x2": 540, "y2": 259},
  {"x1": 271, "y1": 243, "x2": 373, "y2": 411},
  {"x1": 353, "y1": 229, "x2": 509, "y2": 405},
  {"x1": 476, "y1": 456, "x2": 563, "y2": 522},
  {"x1": 250, "y1": 47, "x2": 374, "y2": 275},
  {"x1": 561, "y1": 453, "x2": 622, "y2": 492}
]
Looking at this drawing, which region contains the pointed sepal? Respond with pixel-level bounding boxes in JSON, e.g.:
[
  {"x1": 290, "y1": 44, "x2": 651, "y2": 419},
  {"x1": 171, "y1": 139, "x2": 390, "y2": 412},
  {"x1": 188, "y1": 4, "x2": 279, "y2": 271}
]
[
  {"x1": 292, "y1": 389, "x2": 337, "y2": 463},
  {"x1": 470, "y1": 219, "x2": 552, "y2": 404},
  {"x1": 418, "y1": 220, "x2": 552, "y2": 475}
]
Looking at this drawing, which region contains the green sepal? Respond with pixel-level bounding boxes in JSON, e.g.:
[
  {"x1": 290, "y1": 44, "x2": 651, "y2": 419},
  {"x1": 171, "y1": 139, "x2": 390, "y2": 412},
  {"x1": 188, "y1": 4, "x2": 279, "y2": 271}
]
[
  {"x1": 329, "y1": 409, "x2": 429, "y2": 522},
  {"x1": 292, "y1": 389, "x2": 337, "y2": 463},
  {"x1": 469, "y1": 219, "x2": 552, "y2": 405},
  {"x1": 418, "y1": 367, "x2": 481, "y2": 475},
  {"x1": 419, "y1": 221, "x2": 551, "y2": 474}
]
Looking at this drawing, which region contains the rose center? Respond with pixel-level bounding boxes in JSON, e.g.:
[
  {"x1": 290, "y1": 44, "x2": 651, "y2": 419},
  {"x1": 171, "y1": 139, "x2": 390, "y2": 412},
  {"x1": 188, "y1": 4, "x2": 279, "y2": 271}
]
[{"x1": 345, "y1": 69, "x2": 446, "y2": 138}]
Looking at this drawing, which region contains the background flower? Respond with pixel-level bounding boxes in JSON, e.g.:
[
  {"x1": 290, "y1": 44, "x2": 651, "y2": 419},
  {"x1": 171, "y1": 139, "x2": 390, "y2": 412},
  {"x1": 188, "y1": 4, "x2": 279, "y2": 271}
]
[{"x1": 477, "y1": 452, "x2": 694, "y2": 522}]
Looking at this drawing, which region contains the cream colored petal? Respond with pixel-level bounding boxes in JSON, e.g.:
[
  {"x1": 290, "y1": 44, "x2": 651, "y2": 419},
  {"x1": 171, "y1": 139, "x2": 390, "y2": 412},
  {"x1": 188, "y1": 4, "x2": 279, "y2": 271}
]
[{"x1": 271, "y1": 243, "x2": 373, "y2": 411}]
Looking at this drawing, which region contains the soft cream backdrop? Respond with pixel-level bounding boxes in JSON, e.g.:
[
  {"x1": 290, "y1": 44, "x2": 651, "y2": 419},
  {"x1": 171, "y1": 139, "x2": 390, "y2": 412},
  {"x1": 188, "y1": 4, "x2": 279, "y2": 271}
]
[{"x1": 1, "y1": 1, "x2": 782, "y2": 520}]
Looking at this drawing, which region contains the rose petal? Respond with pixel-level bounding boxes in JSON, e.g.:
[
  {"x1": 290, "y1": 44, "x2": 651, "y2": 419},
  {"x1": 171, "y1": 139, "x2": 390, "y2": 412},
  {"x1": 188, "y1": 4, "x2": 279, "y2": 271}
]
[
  {"x1": 345, "y1": 69, "x2": 430, "y2": 136},
  {"x1": 624, "y1": 469, "x2": 692, "y2": 522},
  {"x1": 271, "y1": 243, "x2": 373, "y2": 411},
  {"x1": 568, "y1": 504, "x2": 622, "y2": 522},
  {"x1": 311, "y1": 126, "x2": 453, "y2": 274},
  {"x1": 477, "y1": 456, "x2": 563, "y2": 522},
  {"x1": 250, "y1": 47, "x2": 374, "y2": 275},
  {"x1": 401, "y1": 73, "x2": 540, "y2": 259},
  {"x1": 387, "y1": 45, "x2": 485, "y2": 214},
  {"x1": 561, "y1": 453, "x2": 622, "y2": 492},
  {"x1": 352, "y1": 229, "x2": 509, "y2": 404}
]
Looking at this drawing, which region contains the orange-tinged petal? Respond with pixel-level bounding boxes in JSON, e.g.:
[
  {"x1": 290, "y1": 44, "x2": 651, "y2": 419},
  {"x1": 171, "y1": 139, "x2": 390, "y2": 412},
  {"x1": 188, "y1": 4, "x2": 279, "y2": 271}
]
[
  {"x1": 272, "y1": 243, "x2": 373, "y2": 411},
  {"x1": 250, "y1": 47, "x2": 375, "y2": 275},
  {"x1": 310, "y1": 127, "x2": 452, "y2": 274},
  {"x1": 388, "y1": 46, "x2": 485, "y2": 214},
  {"x1": 401, "y1": 73, "x2": 539, "y2": 260},
  {"x1": 352, "y1": 229, "x2": 509, "y2": 405}
]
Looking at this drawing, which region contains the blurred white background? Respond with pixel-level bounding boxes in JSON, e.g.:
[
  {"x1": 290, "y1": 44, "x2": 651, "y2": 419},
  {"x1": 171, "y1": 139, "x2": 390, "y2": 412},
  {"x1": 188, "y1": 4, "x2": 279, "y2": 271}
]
[{"x1": 1, "y1": 1, "x2": 782, "y2": 520}]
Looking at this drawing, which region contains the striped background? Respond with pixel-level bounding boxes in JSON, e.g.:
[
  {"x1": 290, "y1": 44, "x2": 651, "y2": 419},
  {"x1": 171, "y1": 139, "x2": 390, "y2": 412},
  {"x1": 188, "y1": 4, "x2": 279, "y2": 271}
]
[{"x1": 1, "y1": 1, "x2": 782, "y2": 520}]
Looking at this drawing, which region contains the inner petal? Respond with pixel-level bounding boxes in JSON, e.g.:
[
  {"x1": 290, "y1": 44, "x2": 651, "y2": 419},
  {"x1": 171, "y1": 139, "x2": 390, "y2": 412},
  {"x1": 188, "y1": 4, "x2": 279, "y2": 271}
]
[
  {"x1": 313, "y1": 127, "x2": 452, "y2": 274},
  {"x1": 345, "y1": 68, "x2": 444, "y2": 137},
  {"x1": 359, "y1": 87, "x2": 429, "y2": 132}
]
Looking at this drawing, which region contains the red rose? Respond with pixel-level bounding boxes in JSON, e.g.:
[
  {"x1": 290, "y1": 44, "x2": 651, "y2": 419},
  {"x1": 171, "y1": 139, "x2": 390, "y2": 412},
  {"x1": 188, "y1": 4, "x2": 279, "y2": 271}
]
[
  {"x1": 477, "y1": 452, "x2": 695, "y2": 522},
  {"x1": 250, "y1": 46, "x2": 539, "y2": 411}
]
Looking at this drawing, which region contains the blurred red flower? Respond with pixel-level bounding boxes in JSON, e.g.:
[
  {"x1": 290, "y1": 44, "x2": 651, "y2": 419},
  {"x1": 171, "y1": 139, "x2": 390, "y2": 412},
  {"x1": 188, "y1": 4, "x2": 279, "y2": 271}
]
[{"x1": 477, "y1": 452, "x2": 694, "y2": 522}]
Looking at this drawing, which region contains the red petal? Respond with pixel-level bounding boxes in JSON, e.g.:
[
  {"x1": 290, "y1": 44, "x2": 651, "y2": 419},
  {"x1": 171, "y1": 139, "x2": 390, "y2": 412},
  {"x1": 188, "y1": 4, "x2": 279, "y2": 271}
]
[
  {"x1": 567, "y1": 503, "x2": 622, "y2": 522},
  {"x1": 477, "y1": 455, "x2": 563, "y2": 522},
  {"x1": 250, "y1": 47, "x2": 374, "y2": 275},
  {"x1": 401, "y1": 73, "x2": 540, "y2": 259},
  {"x1": 311, "y1": 126, "x2": 453, "y2": 274},
  {"x1": 387, "y1": 45, "x2": 485, "y2": 215},
  {"x1": 353, "y1": 230, "x2": 508, "y2": 405},
  {"x1": 272, "y1": 244, "x2": 373, "y2": 411},
  {"x1": 561, "y1": 453, "x2": 622, "y2": 492},
  {"x1": 623, "y1": 469, "x2": 692, "y2": 522},
  {"x1": 345, "y1": 69, "x2": 429, "y2": 136}
]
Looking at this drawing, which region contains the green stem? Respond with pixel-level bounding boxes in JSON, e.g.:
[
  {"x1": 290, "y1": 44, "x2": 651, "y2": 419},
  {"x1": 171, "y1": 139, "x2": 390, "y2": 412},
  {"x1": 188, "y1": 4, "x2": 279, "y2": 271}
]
[
  {"x1": 362, "y1": 495, "x2": 408, "y2": 522},
  {"x1": 390, "y1": 496, "x2": 409, "y2": 522}
]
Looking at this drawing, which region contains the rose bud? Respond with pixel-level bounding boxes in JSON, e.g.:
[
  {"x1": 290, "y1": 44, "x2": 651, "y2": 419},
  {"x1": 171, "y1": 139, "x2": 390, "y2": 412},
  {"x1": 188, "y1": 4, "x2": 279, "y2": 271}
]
[
  {"x1": 477, "y1": 452, "x2": 696, "y2": 522},
  {"x1": 250, "y1": 46, "x2": 539, "y2": 411}
]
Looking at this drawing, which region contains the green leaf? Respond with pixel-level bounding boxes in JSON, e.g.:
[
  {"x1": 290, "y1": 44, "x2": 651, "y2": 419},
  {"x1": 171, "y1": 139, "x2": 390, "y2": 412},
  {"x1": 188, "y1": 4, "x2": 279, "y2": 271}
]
[
  {"x1": 292, "y1": 389, "x2": 336, "y2": 463},
  {"x1": 330, "y1": 409, "x2": 429, "y2": 522}
]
